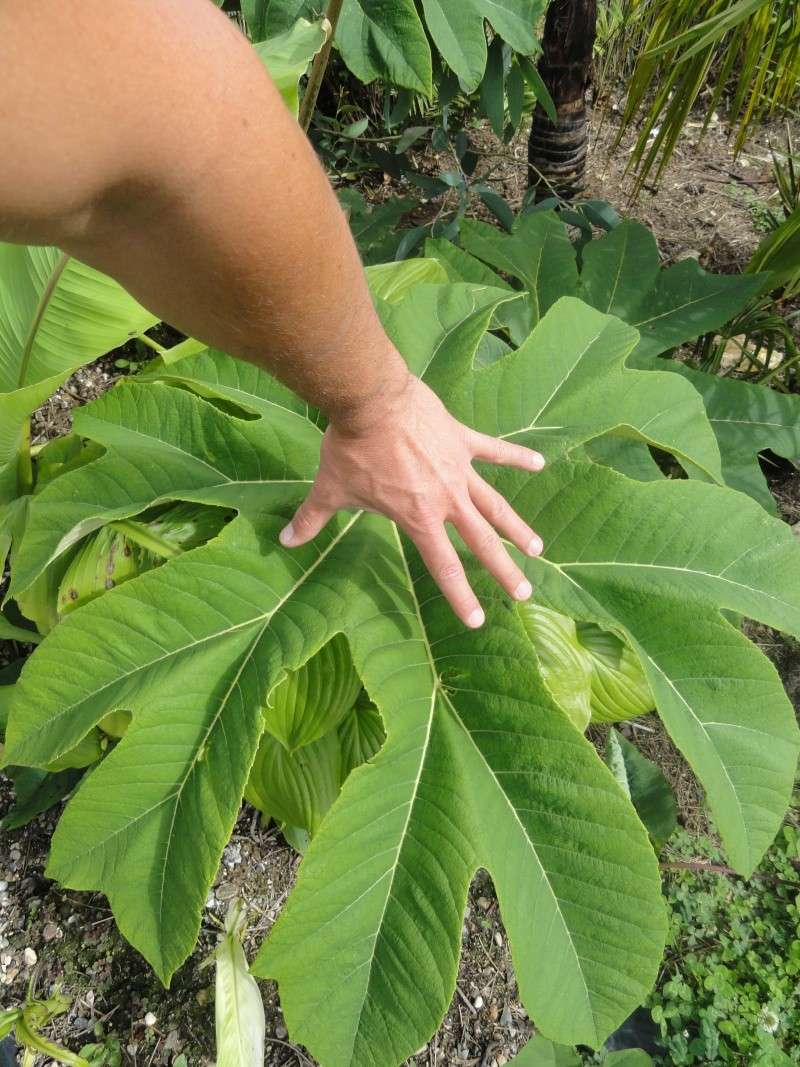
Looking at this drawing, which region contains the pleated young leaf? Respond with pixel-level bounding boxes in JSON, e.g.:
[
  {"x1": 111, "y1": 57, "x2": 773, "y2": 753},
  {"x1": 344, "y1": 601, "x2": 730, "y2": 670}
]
[
  {"x1": 262, "y1": 633, "x2": 361, "y2": 753},
  {"x1": 5, "y1": 287, "x2": 800, "y2": 1065},
  {"x1": 245, "y1": 728, "x2": 342, "y2": 835},
  {"x1": 338, "y1": 698, "x2": 386, "y2": 779}
]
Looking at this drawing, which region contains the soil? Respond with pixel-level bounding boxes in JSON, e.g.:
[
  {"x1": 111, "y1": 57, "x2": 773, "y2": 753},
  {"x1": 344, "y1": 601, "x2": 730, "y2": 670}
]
[{"x1": 2, "y1": 101, "x2": 799, "y2": 1067}]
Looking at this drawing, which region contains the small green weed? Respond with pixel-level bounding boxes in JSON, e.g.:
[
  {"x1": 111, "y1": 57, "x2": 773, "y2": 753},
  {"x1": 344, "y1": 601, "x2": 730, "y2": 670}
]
[{"x1": 649, "y1": 821, "x2": 800, "y2": 1064}]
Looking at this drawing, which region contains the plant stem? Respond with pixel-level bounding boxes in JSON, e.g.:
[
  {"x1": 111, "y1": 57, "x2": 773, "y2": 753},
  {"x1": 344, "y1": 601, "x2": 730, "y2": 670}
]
[
  {"x1": 299, "y1": 0, "x2": 344, "y2": 133},
  {"x1": 17, "y1": 417, "x2": 34, "y2": 495},
  {"x1": 108, "y1": 520, "x2": 181, "y2": 559},
  {"x1": 136, "y1": 332, "x2": 167, "y2": 355}
]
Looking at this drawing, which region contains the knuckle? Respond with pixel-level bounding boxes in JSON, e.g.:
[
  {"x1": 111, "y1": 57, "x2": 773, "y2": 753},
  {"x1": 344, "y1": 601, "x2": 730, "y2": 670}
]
[
  {"x1": 478, "y1": 529, "x2": 500, "y2": 554},
  {"x1": 488, "y1": 495, "x2": 508, "y2": 523},
  {"x1": 408, "y1": 500, "x2": 442, "y2": 534},
  {"x1": 294, "y1": 508, "x2": 318, "y2": 532},
  {"x1": 437, "y1": 562, "x2": 464, "y2": 584}
]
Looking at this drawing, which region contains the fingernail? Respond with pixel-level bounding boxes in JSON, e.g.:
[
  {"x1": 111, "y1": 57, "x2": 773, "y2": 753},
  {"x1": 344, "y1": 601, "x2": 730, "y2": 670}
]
[
  {"x1": 279, "y1": 523, "x2": 295, "y2": 546},
  {"x1": 527, "y1": 535, "x2": 543, "y2": 557},
  {"x1": 530, "y1": 452, "x2": 545, "y2": 471},
  {"x1": 514, "y1": 579, "x2": 532, "y2": 601},
  {"x1": 467, "y1": 607, "x2": 485, "y2": 629}
]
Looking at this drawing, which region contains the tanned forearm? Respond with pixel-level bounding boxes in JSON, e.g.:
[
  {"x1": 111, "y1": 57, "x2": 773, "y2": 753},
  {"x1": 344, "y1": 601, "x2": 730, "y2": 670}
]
[
  {"x1": 0, "y1": 0, "x2": 408, "y2": 424},
  {"x1": 0, "y1": 0, "x2": 546, "y2": 627}
]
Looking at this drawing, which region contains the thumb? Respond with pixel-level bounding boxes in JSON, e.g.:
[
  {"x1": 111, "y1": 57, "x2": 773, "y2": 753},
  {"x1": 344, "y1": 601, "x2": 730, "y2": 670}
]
[{"x1": 279, "y1": 490, "x2": 335, "y2": 547}]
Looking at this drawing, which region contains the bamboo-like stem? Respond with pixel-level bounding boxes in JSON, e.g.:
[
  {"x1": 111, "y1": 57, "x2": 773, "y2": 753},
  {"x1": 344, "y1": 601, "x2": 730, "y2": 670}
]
[{"x1": 299, "y1": 0, "x2": 344, "y2": 133}]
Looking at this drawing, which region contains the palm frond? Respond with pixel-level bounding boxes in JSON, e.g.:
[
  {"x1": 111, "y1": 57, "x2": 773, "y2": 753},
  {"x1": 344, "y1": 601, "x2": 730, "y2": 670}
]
[{"x1": 615, "y1": 0, "x2": 800, "y2": 191}]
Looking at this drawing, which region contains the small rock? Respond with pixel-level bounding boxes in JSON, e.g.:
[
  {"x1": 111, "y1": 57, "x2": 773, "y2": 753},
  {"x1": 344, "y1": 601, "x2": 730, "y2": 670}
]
[
  {"x1": 43, "y1": 923, "x2": 61, "y2": 942},
  {"x1": 473, "y1": 995, "x2": 484, "y2": 1010},
  {"x1": 500, "y1": 1006, "x2": 513, "y2": 1028},
  {"x1": 476, "y1": 896, "x2": 491, "y2": 911},
  {"x1": 0, "y1": 882, "x2": 7, "y2": 892},
  {"x1": 216, "y1": 882, "x2": 238, "y2": 902},
  {"x1": 85, "y1": 990, "x2": 95, "y2": 1009},
  {"x1": 275, "y1": 1024, "x2": 288, "y2": 1040},
  {"x1": 494, "y1": 931, "x2": 502, "y2": 947},
  {"x1": 196, "y1": 987, "x2": 212, "y2": 1006},
  {"x1": 23, "y1": 947, "x2": 37, "y2": 967},
  {"x1": 163, "y1": 1030, "x2": 181, "y2": 1053},
  {"x1": 144, "y1": 1012, "x2": 157, "y2": 1028},
  {"x1": 497, "y1": 1056, "x2": 508, "y2": 1066}
]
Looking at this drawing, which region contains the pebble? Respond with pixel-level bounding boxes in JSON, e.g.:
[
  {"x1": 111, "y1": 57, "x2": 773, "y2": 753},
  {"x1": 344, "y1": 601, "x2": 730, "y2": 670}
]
[
  {"x1": 23, "y1": 947, "x2": 37, "y2": 966},
  {"x1": 494, "y1": 931, "x2": 503, "y2": 947},
  {"x1": 144, "y1": 1012, "x2": 157, "y2": 1028},
  {"x1": 275, "y1": 1024, "x2": 288, "y2": 1040},
  {"x1": 473, "y1": 995, "x2": 484, "y2": 1010},
  {"x1": 43, "y1": 923, "x2": 61, "y2": 942},
  {"x1": 476, "y1": 896, "x2": 491, "y2": 911},
  {"x1": 500, "y1": 1006, "x2": 513, "y2": 1028}
]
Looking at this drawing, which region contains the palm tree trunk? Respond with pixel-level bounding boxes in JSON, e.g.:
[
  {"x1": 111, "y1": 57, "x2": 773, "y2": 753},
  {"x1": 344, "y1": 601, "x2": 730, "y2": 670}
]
[{"x1": 528, "y1": 0, "x2": 597, "y2": 200}]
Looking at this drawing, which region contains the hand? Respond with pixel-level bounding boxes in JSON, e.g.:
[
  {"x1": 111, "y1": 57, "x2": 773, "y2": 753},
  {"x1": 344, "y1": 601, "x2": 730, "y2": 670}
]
[{"x1": 279, "y1": 373, "x2": 545, "y2": 628}]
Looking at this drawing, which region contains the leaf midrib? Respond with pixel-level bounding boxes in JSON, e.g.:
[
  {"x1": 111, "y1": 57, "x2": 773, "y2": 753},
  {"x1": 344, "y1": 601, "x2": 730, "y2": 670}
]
[
  {"x1": 342, "y1": 522, "x2": 438, "y2": 1064},
  {"x1": 16, "y1": 252, "x2": 70, "y2": 389},
  {"x1": 560, "y1": 559, "x2": 797, "y2": 620}
]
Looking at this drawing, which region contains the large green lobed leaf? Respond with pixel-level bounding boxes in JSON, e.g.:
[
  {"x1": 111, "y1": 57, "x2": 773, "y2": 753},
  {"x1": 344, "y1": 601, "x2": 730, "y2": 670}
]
[
  {"x1": 4, "y1": 281, "x2": 800, "y2": 1065},
  {"x1": 428, "y1": 211, "x2": 800, "y2": 506}
]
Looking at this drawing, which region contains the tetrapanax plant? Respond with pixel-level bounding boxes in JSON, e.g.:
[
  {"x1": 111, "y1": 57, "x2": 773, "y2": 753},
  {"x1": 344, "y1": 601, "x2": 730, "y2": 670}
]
[{"x1": 3, "y1": 260, "x2": 799, "y2": 1067}]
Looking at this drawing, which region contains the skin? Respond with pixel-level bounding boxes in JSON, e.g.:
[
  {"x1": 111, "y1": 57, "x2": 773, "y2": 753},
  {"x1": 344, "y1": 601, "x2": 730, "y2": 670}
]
[{"x1": 0, "y1": 0, "x2": 544, "y2": 628}]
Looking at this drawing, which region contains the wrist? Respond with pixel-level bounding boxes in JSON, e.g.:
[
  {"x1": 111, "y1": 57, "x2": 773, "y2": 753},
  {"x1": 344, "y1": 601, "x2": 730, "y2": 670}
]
[{"x1": 327, "y1": 353, "x2": 414, "y2": 436}]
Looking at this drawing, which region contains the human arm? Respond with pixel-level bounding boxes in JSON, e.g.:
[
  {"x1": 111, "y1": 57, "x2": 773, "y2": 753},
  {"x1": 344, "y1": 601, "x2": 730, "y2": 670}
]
[{"x1": 0, "y1": 0, "x2": 544, "y2": 626}]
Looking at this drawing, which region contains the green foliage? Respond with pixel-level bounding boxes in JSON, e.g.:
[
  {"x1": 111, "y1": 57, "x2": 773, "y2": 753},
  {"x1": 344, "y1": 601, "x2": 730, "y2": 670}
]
[
  {"x1": 2, "y1": 224, "x2": 800, "y2": 1066},
  {"x1": 518, "y1": 603, "x2": 653, "y2": 731},
  {"x1": 0, "y1": 990, "x2": 89, "y2": 1067},
  {"x1": 512, "y1": 1035, "x2": 582, "y2": 1065},
  {"x1": 77, "y1": 1030, "x2": 123, "y2": 1067},
  {"x1": 748, "y1": 205, "x2": 800, "y2": 297},
  {"x1": 262, "y1": 633, "x2": 360, "y2": 752},
  {"x1": 252, "y1": 16, "x2": 330, "y2": 117},
  {"x1": 425, "y1": 208, "x2": 800, "y2": 512},
  {"x1": 242, "y1": 0, "x2": 544, "y2": 94},
  {"x1": 616, "y1": 0, "x2": 800, "y2": 190},
  {"x1": 651, "y1": 824, "x2": 800, "y2": 1064},
  {"x1": 0, "y1": 245, "x2": 156, "y2": 503},
  {"x1": 605, "y1": 730, "x2": 678, "y2": 850}
]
